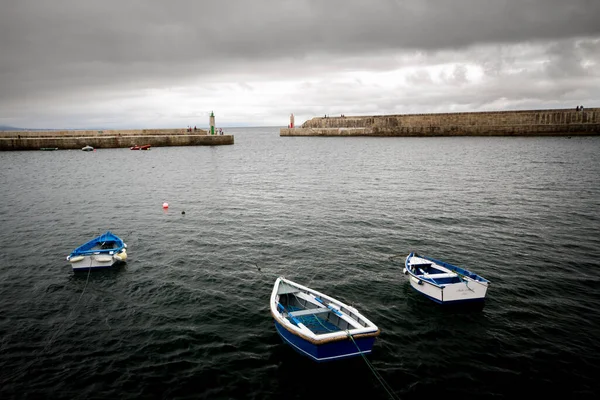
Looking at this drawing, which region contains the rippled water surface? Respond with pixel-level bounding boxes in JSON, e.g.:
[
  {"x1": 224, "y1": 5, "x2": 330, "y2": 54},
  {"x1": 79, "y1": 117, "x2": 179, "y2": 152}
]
[{"x1": 1, "y1": 128, "x2": 599, "y2": 399}]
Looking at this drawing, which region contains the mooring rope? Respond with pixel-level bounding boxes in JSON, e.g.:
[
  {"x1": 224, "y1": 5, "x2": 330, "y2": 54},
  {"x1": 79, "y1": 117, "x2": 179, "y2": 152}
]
[
  {"x1": 290, "y1": 292, "x2": 336, "y2": 333},
  {"x1": 458, "y1": 275, "x2": 475, "y2": 292},
  {"x1": 3, "y1": 259, "x2": 94, "y2": 384},
  {"x1": 387, "y1": 253, "x2": 406, "y2": 262},
  {"x1": 347, "y1": 331, "x2": 401, "y2": 400},
  {"x1": 258, "y1": 261, "x2": 399, "y2": 399},
  {"x1": 41, "y1": 259, "x2": 93, "y2": 353}
]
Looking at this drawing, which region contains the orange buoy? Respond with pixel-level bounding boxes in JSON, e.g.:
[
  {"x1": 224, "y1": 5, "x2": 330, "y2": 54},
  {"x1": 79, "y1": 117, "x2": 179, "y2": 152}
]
[{"x1": 162, "y1": 202, "x2": 169, "y2": 209}]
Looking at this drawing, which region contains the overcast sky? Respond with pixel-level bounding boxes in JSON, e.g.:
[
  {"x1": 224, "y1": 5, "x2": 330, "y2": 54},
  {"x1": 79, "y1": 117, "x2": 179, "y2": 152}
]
[{"x1": 1, "y1": 0, "x2": 599, "y2": 129}]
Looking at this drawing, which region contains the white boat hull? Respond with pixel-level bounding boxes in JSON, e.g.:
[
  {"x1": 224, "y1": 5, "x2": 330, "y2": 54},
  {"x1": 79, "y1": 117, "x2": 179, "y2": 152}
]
[
  {"x1": 409, "y1": 275, "x2": 488, "y2": 304},
  {"x1": 404, "y1": 253, "x2": 490, "y2": 305},
  {"x1": 68, "y1": 250, "x2": 126, "y2": 271}
]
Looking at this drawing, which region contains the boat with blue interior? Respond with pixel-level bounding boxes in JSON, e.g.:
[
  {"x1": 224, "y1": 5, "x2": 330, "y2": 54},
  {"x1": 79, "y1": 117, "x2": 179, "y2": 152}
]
[
  {"x1": 66, "y1": 231, "x2": 127, "y2": 271},
  {"x1": 270, "y1": 277, "x2": 380, "y2": 362},
  {"x1": 404, "y1": 252, "x2": 490, "y2": 305}
]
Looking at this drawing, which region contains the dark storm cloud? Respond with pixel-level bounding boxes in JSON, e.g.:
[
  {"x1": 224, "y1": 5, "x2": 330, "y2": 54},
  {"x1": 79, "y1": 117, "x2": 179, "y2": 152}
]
[
  {"x1": 0, "y1": 0, "x2": 599, "y2": 127},
  {"x1": 2, "y1": 1, "x2": 598, "y2": 81}
]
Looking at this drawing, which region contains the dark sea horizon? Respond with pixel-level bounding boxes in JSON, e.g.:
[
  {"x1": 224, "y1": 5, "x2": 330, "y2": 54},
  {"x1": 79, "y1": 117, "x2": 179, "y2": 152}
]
[{"x1": 1, "y1": 127, "x2": 599, "y2": 399}]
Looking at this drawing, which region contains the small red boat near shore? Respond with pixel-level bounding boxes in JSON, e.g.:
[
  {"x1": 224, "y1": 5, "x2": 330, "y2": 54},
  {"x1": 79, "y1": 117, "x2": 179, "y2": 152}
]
[{"x1": 130, "y1": 144, "x2": 151, "y2": 150}]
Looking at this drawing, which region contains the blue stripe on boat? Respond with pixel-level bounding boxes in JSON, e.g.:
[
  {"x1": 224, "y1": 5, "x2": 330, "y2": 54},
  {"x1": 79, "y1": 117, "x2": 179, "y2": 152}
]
[{"x1": 274, "y1": 321, "x2": 375, "y2": 362}]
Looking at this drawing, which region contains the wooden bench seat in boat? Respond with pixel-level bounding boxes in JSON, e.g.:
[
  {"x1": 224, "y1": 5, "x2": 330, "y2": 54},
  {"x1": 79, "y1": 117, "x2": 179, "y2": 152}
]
[
  {"x1": 411, "y1": 263, "x2": 432, "y2": 268},
  {"x1": 425, "y1": 272, "x2": 458, "y2": 279},
  {"x1": 288, "y1": 307, "x2": 330, "y2": 317}
]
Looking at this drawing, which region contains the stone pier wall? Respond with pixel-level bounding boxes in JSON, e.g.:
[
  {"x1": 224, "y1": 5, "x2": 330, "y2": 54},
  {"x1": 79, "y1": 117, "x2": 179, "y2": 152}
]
[
  {"x1": 280, "y1": 108, "x2": 600, "y2": 137},
  {"x1": 0, "y1": 129, "x2": 234, "y2": 150},
  {"x1": 0, "y1": 128, "x2": 208, "y2": 138}
]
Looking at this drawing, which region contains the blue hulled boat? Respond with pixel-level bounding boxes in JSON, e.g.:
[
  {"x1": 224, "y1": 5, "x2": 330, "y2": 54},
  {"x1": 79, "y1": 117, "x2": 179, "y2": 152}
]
[
  {"x1": 66, "y1": 231, "x2": 127, "y2": 271},
  {"x1": 270, "y1": 277, "x2": 380, "y2": 362},
  {"x1": 404, "y1": 252, "x2": 490, "y2": 305}
]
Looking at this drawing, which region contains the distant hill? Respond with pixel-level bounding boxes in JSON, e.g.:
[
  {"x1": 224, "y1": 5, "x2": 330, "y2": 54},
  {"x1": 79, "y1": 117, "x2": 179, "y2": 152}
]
[{"x1": 0, "y1": 125, "x2": 25, "y2": 131}]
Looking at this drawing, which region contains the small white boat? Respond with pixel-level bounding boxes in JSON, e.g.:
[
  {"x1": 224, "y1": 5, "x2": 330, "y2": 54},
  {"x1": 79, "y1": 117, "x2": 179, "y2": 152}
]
[
  {"x1": 270, "y1": 277, "x2": 380, "y2": 362},
  {"x1": 67, "y1": 231, "x2": 127, "y2": 271},
  {"x1": 404, "y1": 252, "x2": 490, "y2": 305},
  {"x1": 82, "y1": 145, "x2": 94, "y2": 151}
]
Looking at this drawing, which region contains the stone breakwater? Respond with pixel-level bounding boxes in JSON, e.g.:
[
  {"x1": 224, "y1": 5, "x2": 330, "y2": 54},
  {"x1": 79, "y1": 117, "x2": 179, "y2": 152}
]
[
  {"x1": 280, "y1": 108, "x2": 600, "y2": 137},
  {"x1": 0, "y1": 128, "x2": 233, "y2": 150}
]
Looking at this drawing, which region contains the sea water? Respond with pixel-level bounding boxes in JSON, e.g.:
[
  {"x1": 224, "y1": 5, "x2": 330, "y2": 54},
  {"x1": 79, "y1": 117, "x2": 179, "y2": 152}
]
[{"x1": 1, "y1": 128, "x2": 599, "y2": 399}]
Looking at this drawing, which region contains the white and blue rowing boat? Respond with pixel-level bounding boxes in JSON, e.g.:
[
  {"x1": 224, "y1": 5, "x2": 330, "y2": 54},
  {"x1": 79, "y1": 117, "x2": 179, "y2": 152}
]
[
  {"x1": 270, "y1": 277, "x2": 379, "y2": 362},
  {"x1": 404, "y1": 252, "x2": 490, "y2": 305},
  {"x1": 66, "y1": 231, "x2": 127, "y2": 271}
]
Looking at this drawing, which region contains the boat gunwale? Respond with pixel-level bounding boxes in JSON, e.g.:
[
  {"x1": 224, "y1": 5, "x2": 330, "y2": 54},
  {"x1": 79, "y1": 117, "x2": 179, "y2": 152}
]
[
  {"x1": 405, "y1": 252, "x2": 490, "y2": 289},
  {"x1": 270, "y1": 277, "x2": 380, "y2": 345},
  {"x1": 68, "y1": 231, "x2": 125, "y2": 258}
]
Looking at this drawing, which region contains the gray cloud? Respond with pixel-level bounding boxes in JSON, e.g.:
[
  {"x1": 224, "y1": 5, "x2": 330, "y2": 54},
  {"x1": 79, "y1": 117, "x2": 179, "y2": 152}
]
[{"x1": 1, "y1": 0, "x2": 599, "y2": 128}]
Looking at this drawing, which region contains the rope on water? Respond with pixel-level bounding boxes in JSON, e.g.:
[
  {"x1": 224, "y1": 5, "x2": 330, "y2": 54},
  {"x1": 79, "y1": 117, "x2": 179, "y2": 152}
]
[
  {"x1": 41, "y1": 259, "x2": 93, "y2": 353},
  {"x1": 3, "y1": 259, "x2": 94, "y2": 384},
  {"x1": 347, "y1": 331, "x2": 401, "y2": 400},
  {"x1": 388, "y1": 253, "x2": 406, "y2": 262},
  {"x1": 253, "y1": 262, "x2": 281, "y2": 280}
]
